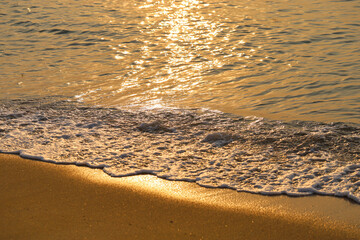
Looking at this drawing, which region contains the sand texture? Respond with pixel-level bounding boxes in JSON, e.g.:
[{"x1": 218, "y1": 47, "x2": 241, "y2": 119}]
[{"x1": 1, "y1": 153, "x2": 360, "y2": 240}]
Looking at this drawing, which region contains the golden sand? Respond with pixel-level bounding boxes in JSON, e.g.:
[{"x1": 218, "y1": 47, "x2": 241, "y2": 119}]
[{"x1": 1, "y1": 153, "x2": 359, "y2": 240}]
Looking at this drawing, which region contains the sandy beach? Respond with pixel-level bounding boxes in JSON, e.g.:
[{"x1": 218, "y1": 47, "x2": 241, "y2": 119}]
[{"x1": 1, "y1": 153, "x2": 359, "y2": 240}]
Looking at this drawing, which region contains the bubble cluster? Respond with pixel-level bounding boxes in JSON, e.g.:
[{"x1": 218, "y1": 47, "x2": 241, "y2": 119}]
[{"x1": 1, "y1": 99, "x2": 359, "y2": 203}]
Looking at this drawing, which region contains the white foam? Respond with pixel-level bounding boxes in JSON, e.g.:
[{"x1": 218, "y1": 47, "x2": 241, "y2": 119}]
[{"x1": 1, "y1": 99, "x2": 359, "y2": 203}]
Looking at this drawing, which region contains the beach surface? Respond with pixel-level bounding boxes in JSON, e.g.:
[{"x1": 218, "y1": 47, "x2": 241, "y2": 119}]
[{"x1": 1, "y1": 153, "x2": 360, "y2": 240}]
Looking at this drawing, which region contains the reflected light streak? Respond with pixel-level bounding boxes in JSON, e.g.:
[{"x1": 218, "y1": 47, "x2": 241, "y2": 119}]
[{"x1": 109, "y1": 0, "x2": 226, "y2": 106}]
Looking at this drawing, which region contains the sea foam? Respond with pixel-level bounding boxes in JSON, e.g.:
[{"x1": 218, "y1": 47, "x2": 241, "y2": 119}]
[{"x1": 1, "y1": 99, "x2": 359, "y2": 203}]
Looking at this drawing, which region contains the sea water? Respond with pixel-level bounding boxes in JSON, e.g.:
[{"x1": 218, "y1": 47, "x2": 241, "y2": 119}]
[{"x1": 0, "y1": 0, "x2": 359, "y2": 202}]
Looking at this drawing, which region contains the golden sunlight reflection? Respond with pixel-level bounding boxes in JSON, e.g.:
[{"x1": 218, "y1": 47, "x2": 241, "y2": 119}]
[
  {"x1": 107, "y1": 0, "x2": 229, "y2": 107},
  {"x1": 3, "y1": 0, "x2": 359, "y2": 123}
]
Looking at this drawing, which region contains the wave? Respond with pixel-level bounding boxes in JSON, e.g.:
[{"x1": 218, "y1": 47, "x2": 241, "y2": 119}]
[{"x1": 1, "y1": 98, "x2": 359, "y2": 203}]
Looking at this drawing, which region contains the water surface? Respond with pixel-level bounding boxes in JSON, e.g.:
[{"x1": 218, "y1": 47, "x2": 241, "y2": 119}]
[
  {"x1": 1, "y1": 0, "x2": 360, "y2": 123},
  {"x1": 1, "y1": 0, "x2": 360, "y2": 203}
]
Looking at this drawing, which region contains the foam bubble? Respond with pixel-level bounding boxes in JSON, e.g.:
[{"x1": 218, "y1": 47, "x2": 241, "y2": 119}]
[{"x1": 1, "y1": 98, "x2": 359, "y2": 203}]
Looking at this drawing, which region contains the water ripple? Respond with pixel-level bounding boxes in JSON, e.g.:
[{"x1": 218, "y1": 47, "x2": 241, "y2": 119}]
[{"x1": 0, "y1": 0, "x2": 359, "y2": 123}]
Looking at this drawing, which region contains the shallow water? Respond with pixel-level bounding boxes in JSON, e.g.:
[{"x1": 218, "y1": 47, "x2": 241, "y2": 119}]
[
  {"x1": 1, "y1": 99, "x2": 359, "y2": 202},
  {"x1": 0, "y1": 0, "x2": 359, "y2": 203},
  {"x1": 1, "y1": 0, "x2": 360, "y2": 123}
]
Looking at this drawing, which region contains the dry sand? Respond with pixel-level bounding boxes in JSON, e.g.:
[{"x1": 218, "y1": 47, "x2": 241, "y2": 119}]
[{"x1": 1, "y1": 153, "x2": 359, "y2": 240}]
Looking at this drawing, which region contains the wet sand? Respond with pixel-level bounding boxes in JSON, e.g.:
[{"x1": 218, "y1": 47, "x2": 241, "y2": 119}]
[{"x1": 1, "y1": 153, "x2": 359, "y2": 240}]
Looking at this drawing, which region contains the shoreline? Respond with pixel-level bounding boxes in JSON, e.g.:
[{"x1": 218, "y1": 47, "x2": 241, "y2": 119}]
[
  {"x1": 1, "y1": 98, "x2": 360, "y2": 205},
  {"x1": 1, "y1": 153, "x2": 360, "y2": 239}
]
